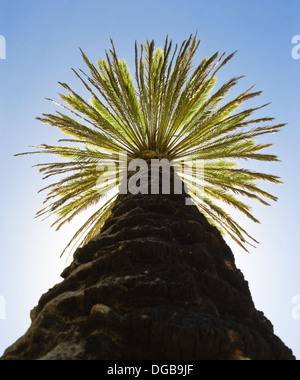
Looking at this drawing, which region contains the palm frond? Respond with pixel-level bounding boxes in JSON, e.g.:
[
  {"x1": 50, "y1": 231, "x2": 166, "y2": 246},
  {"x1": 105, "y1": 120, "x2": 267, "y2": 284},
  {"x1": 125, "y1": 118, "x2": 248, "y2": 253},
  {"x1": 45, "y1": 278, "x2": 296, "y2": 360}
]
[{"x1": 17, "y1": 34, "x2": 285, "y2": 256}]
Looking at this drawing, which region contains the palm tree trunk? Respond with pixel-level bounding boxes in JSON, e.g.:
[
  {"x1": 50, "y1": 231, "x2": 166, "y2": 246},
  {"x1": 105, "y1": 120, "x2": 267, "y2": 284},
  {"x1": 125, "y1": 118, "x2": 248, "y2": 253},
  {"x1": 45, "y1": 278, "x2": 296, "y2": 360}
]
[{"x1": 1, "y1": 189, "x2": 295, "y2": 360}]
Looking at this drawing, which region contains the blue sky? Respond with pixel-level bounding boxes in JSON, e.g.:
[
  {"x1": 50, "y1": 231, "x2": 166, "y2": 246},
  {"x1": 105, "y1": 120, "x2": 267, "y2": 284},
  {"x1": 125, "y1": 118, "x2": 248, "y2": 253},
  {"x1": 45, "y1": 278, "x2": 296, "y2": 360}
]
[{"x1": 0, "y1": 0, "x2": 300, "y2": 358}]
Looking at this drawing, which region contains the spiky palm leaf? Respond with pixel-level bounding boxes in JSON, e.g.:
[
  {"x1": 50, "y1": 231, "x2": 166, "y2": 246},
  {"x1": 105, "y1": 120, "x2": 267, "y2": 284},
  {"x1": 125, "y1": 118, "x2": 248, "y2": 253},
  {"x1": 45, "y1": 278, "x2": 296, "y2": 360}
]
[{"x1": 18, "y1": 34, "x2": 284, "y2": 257}]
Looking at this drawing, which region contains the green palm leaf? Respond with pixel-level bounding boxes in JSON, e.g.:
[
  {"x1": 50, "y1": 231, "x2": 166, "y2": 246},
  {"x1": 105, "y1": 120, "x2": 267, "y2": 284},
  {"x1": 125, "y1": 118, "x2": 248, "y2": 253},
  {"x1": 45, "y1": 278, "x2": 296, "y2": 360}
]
[{"x1": 17, "y1": 34, "x2": 285, "y2": 257}]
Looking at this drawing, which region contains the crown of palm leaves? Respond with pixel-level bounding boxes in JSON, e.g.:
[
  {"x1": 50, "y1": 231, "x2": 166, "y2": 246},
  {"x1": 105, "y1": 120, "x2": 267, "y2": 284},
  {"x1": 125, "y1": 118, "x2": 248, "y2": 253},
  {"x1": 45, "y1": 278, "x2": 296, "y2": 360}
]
[{"x1": 18, "y1": 34, "x2": 285, "y2": 257}]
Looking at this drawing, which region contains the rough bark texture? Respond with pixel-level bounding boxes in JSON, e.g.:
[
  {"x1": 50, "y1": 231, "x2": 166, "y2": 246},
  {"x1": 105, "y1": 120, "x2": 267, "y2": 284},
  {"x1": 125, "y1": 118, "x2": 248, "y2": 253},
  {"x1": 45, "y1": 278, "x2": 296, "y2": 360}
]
[{"x1": 1, "y1": 192, "x2": 295, "y2": 360}]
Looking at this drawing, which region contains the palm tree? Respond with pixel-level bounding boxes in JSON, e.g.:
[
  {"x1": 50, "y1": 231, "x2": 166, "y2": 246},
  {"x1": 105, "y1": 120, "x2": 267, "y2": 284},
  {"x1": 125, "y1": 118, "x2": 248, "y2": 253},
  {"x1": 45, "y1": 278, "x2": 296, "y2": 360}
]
[{"x1": 1, "y1": 35, "x2": 294, "y2": 360}]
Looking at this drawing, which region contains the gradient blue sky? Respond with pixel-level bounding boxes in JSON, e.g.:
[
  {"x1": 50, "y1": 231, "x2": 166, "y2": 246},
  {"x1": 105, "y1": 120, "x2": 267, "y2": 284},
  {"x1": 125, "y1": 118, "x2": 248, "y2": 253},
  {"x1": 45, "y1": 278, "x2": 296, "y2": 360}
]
[{"x1": 0, "y1": 0, "x2": 300, "y2": 358}]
